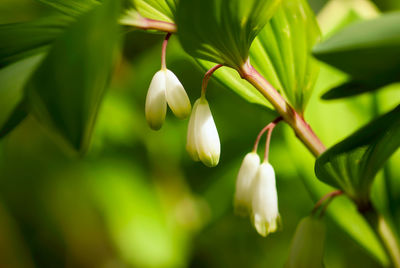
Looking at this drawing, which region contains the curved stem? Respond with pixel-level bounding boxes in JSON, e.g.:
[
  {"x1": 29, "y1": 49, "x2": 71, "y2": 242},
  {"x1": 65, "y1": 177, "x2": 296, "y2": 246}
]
[
  {"x1": 161, "y1": 33, "x2": 172, "y2": 70},
  {"x1": 311, "y1": 190, "x2": 343, "y2": 216},
  {"x1": 238, "y1": 60, "x2": 326, "y2": 157},
  {"x1": 201, "y1": 64, "x2": 223, "y2": 97},
  {"x1": 264, "y1": 117, "x2": 282, "y2": 162},
  {"x1": 253, "y1": 117, "x2": 282, "y2": 153}
]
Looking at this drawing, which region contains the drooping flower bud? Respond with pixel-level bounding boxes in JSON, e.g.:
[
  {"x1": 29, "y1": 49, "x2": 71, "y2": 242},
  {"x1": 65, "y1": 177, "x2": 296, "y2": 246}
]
[
  {"x1": 186, "y1": 97, "x2": 220, "y2": 167},
  {"x1": 234, "y1": 152, "x2": 260, "y2": 216},
  {"x1": 285, "y1": 216, "x2": 326, "y2": 268},
  {"x1": 145, "y1": 69, "x2": 191, "y2": 130},
  {"x1": 165, "y1": 69, "x2": 191, "y2": 119},
  {"x1": 145, "y1": 70, "x2": 167, "y2": 130},
  {"x1": 186, "y1": 100, "x2": 200, "y2": 161},
  {"x1": 251, "y1": 162, "x2": 280, "y2": 237}
]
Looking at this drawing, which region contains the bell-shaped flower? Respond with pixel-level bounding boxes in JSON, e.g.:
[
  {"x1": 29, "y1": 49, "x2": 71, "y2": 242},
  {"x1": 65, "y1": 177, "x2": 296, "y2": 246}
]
[
  {"x1": 285, "y1": 216, "x2": 326, "y2": 268},
  {"x1": 186, "y1": 97, "x2": 220, "y2": 167},
  {"x1": 145, "y1": 69, "x2": 191, "y2": 130},
  {"x1": 165, "y1": 69, "x2": 191, "y2": 119},
  {"x1": 251, "y1": 162, "x2": 281, "y2": 237},
  {"x1": 234, "y1": 152, "x2": 260, "y2": 216}
]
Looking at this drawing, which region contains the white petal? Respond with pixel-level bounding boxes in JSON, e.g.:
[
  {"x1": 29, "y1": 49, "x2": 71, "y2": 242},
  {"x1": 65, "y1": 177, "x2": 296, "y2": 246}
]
[
  {"x1": 251, "y1": 162, "x2": 280, "y2": 237},
  {"x1": 234, "y1": 152, "x2": 260, "y2": 216},
  {"x1": 165, "y1": 69, "x2": 191, "y2": 119},
  {"x1": 145, "y1": 70, "x2": 167, "y2": 130},
  {"x1": 186, "y1": 99, "x2": 200, "y2": 161},
  {"x1": 194, "y1": 98, "x2": 220, "y2": 167}
]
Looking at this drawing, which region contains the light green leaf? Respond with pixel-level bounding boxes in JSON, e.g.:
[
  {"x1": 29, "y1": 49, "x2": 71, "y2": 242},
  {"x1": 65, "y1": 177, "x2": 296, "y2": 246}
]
[
  {"x1": 25, "y1": 0, "x2": 121, "y2": 152},
  {"x1": 250, "y1": 0, "x2": 321, "y2": 112},
  {"x1": 315, "y1": 105, "x2": 400, "y2": 205},
  {"x1": 0, "y1": 15, "x2": 72, "y2": 67},
  {"x1": 195, "y1": 0, "x2": 320, "y2": 112},
  {"x1": 133, "y1": 0, "x2": 176, "y2": 23},
  {"x1": 36, "y1": 0, "x2": 100, "y2": 17},
  {"x1": 313, "y1": 12, "x2": 400, "y2": 87},
  {"x1": 197, "y1": 60, "x2": 273, "y2": 110},
  {"x1": 177, "y1": 0, "x2": 282, "y2": 69},
  {"x1": 0, "y1": 54, "x2": 44, "y2": 136}
]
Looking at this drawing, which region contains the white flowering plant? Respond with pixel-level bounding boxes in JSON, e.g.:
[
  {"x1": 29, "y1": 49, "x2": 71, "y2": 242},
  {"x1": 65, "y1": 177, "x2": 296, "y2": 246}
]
[{"x1": 0, "y1": 0, "x2": 399, "y2": 267}]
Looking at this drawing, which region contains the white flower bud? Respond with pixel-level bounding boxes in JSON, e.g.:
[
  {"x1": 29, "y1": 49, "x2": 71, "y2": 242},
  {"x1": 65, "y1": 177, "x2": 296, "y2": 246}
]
[
  {"x1": 251, "y1": 162, "x2": 280, "y2": 237},
  {"x1": 186, "y1": 100, "x2": 200, "y2": 161},
  {"x1": 145, "y1": 70, "x2": 167, "y2": 130},
  {"x1": 165, "y1": 69, "x2": 191, "y2": 119},
  {"x1": 186, "y1": 97, "x2": 220, "y2": 167},
  {"x1": 194, "y1": 98, "x2": 220, "y2": 167},
  {"x1": 234, "y1": 152, "x2": 260, "y2": 216},
  {"x1": 285, "y1": 216, "x2": 326, "y2": 268}
]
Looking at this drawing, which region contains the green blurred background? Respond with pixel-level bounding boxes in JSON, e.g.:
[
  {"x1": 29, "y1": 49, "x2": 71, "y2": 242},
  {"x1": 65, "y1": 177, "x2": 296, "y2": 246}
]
[{"x1": 0, "y1": 0, "x2": 399, "y2": 267}]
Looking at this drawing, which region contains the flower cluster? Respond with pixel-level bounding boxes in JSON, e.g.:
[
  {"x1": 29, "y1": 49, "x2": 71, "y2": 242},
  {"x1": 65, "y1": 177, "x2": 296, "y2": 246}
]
[
  {"x1": 234, "y1": 153, "x2": 280, "y2": 237},
  {"x1": 145, "y1": 33, "x2": 220, "y2": 167}
]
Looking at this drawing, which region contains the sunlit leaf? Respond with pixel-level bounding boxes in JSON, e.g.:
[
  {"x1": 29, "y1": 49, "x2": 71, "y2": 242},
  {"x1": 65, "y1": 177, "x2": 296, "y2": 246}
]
[
  {"x1": 315, "y1": 105, "x2": 400, "y2": 205},
  {"x1": 250, "y1": 0, "x2": 321, "y2": 112},
  {"x1": 177, "y1": 0, "x2": 282, "y2": 69},
  {"x1": 133, "y1": 0, "x2": 176, "y2": 23},
  {"x1": 313, "y1": 12, "x2": 400, "y2": 99},
  {"x1": 195, "y1": 0, "x2": 320, "y2": 112},
  {"x1": 25, "y1": 0, "x2": 121, "y2": 152},
  {"x1": 0, "y1": 15, "x2": 71, "y2": 67},
  {"x1": 0, "y1": 54, "x2": 44, "y2": 137}
]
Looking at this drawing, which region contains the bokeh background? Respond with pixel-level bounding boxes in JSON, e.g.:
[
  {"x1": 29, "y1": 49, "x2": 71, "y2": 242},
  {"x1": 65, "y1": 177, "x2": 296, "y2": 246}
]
[{"x1": 0, "y1": 0, "x2": 399, "y2": 267}]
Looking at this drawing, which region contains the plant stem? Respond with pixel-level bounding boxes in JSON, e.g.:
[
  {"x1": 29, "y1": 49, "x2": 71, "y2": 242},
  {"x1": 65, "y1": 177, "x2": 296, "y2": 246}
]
[
  {"x1": 238, "y1": 60, "x2": 326, "y2": 157},
  {"x1": 161, "y1": 33, "x2": 172, "y2": 70},
  {"x1": 253, "y1": 117, "x2": 282, "y2": 153},
  {"x1": 201, "y1": 64, "x2": 223, "y2": 97},
  {"x1": 362, "y1": 205, "x2": 400, "y2": 268}
]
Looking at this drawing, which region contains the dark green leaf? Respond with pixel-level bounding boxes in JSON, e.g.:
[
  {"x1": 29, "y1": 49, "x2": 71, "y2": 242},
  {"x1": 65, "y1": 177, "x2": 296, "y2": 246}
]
[
  {"x1": 0, "y1": 102, "x2": 27, "y2": 139},
  {"x1": 177, "y1": 0, "x2": 282, "y2": 69},
  {"x1": 321, "y1": 80, "x2": 392, "y2": 100},
  {"x1": 36, "y1": 0, "x2": 100, "y2": 17},
  {"x1": 313, "y1": 12, "x2": 400, "y2": 86},
  {"x1": 0, "y1": 54, "x2": 44, "y2": 134},
  {"x1": 0, "y1": 15, "x2": 72, "y2": 67},
  {"x1": 25, "y1": 0, "x2": 121, "y2": 152},
  {"x1": 315, "y1": 105, "x2": 400, "y2": 204}
]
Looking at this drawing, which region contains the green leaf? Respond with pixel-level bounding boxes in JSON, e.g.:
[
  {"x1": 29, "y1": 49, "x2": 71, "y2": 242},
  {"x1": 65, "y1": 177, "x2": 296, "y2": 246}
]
[
  {"x1": 36, "y1": 0, "x2": 100, "y2": 17},
  {"x1": 313, "y1": 12, "x2": 400, "y2": 89},
  {"x1": 133, "y1": 0, "x2": 176, "y2": 23},
  {"x1": 177, "y1": 0, "x2": 282, "y2": 69},
  {"x1": 25, "y1": 0, "x2": 121, "y2": 152},
  {"x1": 315, "y1": 105, "x2": 400, "y2": 205},
  {"x1": 195, "y1": 0, "x2": 320, "y2": 112},
  {"x1": 0, "y1": 15, "x2": 72, "y2": 67},
  {"x1": 321, "y1": 80, "x2": 390, "y2": 100},
  {"x1": 0, "y1": 54, "x2": 44, "y2": 136},
  {"x1": 250, "y1": 0, "x2": 321, "y2": 112}
]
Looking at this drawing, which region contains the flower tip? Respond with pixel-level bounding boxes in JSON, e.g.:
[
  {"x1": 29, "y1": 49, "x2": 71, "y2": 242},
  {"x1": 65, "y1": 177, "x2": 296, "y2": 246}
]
[
  {"x1": 200, "y1": 153, "x2": 220, "y2": 167},
  {"x1": 253, "y1": 213, "x2": 281, "y2": 237},
  {"x1": 165, "y1": 69, "x2": 192, "y2": 119}
]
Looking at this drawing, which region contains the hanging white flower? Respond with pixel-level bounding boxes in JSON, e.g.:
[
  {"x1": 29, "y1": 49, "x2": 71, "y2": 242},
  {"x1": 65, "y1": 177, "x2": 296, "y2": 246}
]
[
  {"x1": 234, "y1": 152, "x2": 260, "y2": 216},
  {"x1": 145, "y1": 70, "x2": 167, "y2": 130},
  {"x1": 145, "y1": 69, "x2": 191, "y2": 130},
  {"x1": 186, "y1": 97, "x2": 220, "y2": 167},
  {"x1": 251, "y1": 162, "x2": 281, "y2": 237},
  {"x1": 165, "y1": 69, "x2": 191, "y2": 119}
]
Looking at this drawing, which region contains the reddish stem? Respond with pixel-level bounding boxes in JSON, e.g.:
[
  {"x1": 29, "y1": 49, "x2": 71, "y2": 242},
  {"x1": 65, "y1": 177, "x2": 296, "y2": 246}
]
[
  {"x1": 239, "y1": 60, "x2": 326, "y2": 157},
  {"x1": 161, "y1": 33, "x2": 172, "y2": 70},
  {"x1": 252, "y1": 117, "x2": 282, "y2": 153},
  {"x1": 312, "y1": 190, "x2": 343, "y2": 215},
  {"x1": 264, "y1": 117, "x2": 282, "y2": 162},
  {"x1": 201, "y1": 64, "x2": 224, "y2": 97}
]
